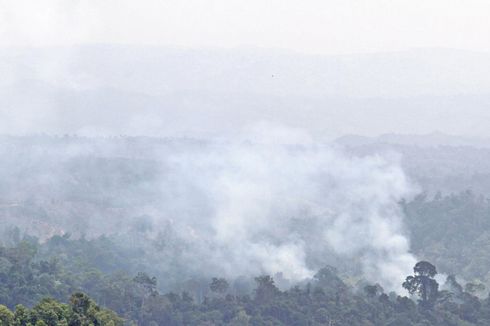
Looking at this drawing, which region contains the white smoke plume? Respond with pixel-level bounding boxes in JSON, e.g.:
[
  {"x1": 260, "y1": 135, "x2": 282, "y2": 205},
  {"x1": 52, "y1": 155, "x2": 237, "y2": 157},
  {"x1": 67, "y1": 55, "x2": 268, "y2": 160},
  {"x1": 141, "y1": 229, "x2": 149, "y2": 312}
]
[{"x1": 152, "y1": 123, "x2": 418, "y2": 292}]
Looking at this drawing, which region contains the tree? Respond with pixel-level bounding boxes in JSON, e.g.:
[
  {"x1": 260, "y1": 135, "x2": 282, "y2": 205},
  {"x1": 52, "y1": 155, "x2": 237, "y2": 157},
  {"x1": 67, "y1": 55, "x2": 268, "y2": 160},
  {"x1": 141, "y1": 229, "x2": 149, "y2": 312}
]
[
  {"x1": 313, "y1": 266, "x2": 347, "y2": 295},
  {"x1": 364, "y1": 284, "x2": 383, "y2": 298},
  {"x1": 132, "y1": 272, "x2": 158, "y2": 313},
  {"x1": 133, "y1": 272, "x2": 158, "y2": 296},
  {"x1": 210, "y1": 278, "x2": 229, "y2": 295},
  {"x1": 13, "y1": 304, "x2": 30, "y2": 326},
  {"x1": 229, "y1": 310, "x2": 250, "y2": 326},
  {"x1": 403, "y1": 261, "x2": 439, "y2": 308},
  {"x1": 31, "y1": 298, "x2": 67, "y2": 326},
  {"x1": 254, "y1": 275, "x2": 279, "y2": 303},
  {"x1": 70, "y1": 293, "x2": 92, "y2": 316},
  {"x1": 0, "y1": 305, "x2": 14, "y2": 326}
]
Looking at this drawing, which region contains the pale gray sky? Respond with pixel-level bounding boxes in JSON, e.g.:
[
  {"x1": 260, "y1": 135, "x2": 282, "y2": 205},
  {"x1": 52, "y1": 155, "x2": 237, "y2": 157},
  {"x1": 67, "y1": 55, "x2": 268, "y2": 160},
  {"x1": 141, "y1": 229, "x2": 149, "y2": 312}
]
[
  {"x1": 2, "y1": 1, "x2": 490, "y2": 138},
  {"x1": 1, "y1": 0, "x2": 490, "y2": 54}
]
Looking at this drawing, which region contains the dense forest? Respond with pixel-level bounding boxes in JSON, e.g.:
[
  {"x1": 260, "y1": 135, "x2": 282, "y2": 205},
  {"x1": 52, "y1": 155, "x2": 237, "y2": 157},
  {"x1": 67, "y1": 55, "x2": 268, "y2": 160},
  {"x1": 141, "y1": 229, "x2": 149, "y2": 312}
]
[
  {"x1": 2, "y1": 137, "x2": 490, "y2": 325},
  {"x1": 403, "y1": 191, "x2": 490, "y2": 282},
  {"x1": 0, "y1": 191, "x2": 489, "y2": 325},
  {"x1": 0, "y1": 235, "x2": 490, "y2": 325}
]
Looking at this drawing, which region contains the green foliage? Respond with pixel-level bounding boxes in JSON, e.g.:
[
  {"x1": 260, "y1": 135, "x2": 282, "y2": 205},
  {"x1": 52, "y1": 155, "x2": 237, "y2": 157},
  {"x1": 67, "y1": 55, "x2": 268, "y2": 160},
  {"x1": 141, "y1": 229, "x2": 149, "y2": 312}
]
[
  {"x1": 1, "y1": 243, "x2": 490, "y2": 325},
  {"x1": 403, "y1": 190, "x2": 490, "y2": 281},
  {"x1": 3, "y1": 190, "x2": 490, "y2": 325},
  {"x1": 0, "y1": 305, "x2": 14, "y2": 326},
  {"x1": 0, "y1": 294, "x2": 122, "y2": 326}
]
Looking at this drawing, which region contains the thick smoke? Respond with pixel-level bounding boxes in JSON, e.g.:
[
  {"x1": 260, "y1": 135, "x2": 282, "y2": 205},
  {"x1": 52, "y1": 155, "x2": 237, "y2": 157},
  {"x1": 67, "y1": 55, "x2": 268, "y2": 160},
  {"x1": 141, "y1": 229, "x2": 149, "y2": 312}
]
[
  {"x1": 151, "y1": 124, "x2": 417, "y2": 292},
  {"x1": 0, "y1": 124, "x2": 417, "y2": 292}
]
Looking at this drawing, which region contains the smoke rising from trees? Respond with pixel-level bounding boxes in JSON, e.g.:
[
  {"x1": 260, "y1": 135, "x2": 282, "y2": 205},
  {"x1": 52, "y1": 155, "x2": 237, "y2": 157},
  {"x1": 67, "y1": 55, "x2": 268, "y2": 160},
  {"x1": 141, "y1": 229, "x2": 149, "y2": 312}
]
[{"x1": 144, "y1": 124, "x2": 418, "y2": 291}]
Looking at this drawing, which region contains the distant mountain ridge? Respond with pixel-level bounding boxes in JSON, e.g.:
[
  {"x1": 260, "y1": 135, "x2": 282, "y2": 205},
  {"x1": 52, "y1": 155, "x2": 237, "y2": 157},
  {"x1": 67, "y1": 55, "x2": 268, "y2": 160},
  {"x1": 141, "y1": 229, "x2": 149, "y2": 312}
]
[
  {"x1": 335, "y1": 132, "x2": 490, "y2": 148},
  {"x1": 2, "y1": 45, "x2": 490, "y2": 98},
  {"x1": 2, "y1": 45, "x2": 490, "y2": 137}
]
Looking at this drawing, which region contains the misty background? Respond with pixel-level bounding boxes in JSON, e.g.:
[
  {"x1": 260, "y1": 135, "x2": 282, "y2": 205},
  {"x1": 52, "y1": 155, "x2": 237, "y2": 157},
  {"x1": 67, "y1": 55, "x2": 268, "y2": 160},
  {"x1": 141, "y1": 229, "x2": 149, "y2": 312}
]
[{"x1": 2, "y1": 46, "x2": 490, "y2": 138}]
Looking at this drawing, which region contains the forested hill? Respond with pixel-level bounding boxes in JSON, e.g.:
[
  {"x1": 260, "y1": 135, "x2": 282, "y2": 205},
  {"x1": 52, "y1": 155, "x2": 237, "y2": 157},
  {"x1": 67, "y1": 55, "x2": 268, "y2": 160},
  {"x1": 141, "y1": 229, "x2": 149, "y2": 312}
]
[
  {"x1": 2, "y1": 136, "x2": 490, "y2": 324},
  {"x1": 4, "y1": 134, "x2": 490, "y2": 237},
  {"x1": 338, "y1": 134, "x2": 490, "y2": 195},
  {"x1": 3, "y1": 136, "x2": 490, "y2": 283},
  {"x1": 0, "y1": 236, "x2": 489, "y2": 325}
]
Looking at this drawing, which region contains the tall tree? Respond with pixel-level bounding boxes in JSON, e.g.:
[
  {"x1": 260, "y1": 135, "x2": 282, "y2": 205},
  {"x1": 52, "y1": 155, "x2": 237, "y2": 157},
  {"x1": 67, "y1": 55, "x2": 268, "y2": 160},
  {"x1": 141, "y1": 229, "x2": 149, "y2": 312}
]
[
  {"x1": 403, "y1": 261, "x2": 439, "y2": 308},
  {"x1": 254, "y1": 275, "x2": 279, "y2": 303}
]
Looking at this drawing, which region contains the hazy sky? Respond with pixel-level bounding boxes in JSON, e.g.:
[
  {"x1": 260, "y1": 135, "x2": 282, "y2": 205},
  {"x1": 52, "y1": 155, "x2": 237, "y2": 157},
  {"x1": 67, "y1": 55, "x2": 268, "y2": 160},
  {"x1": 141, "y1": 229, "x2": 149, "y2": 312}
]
[
  {"x1": 1, "y1": 0, "x2": 490, "y2": 54},
  {"x1": 2, "y1": 1, "x2": 490, "y2": 138}
]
